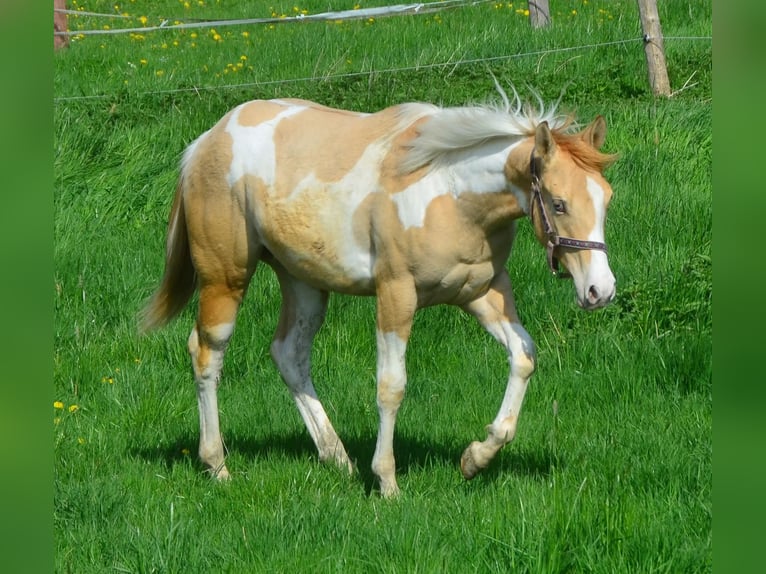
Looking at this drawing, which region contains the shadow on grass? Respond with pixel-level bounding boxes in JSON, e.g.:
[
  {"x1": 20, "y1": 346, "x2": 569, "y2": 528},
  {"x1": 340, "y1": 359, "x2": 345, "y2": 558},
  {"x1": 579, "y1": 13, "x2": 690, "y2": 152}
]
[{"x1": 131, "y1": 429, "x2": 560, "y2": 494}]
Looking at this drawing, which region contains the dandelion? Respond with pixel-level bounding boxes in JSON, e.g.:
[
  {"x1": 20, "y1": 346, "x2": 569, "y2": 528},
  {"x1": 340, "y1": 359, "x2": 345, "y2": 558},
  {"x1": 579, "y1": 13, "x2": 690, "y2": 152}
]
[
  {"x1": 190, "y1": 32, "x2": 198, "y2": 39},
  {"x1": 54, "y1": 401, "x2": 64, "y2": 410},
  {"x1": 156, "y1": 70, "x2": 165, "y2": 76},
  {"x1": 77, "y1": 437, "x2": 86, "y2": 445},
  {"x1": 139, "y1": 58, "x2": 148, "y2": 65},
  {"x1": 181, "y1": 448, "x2": 191, "y2": 456},
  {"x1": 68, "y1": 404, "x2": 79, "y2": 413},
  {"x1": 241, "y1": 31, "x2": 249, "y2": 38},
  {"x1": 138, "y1": 15, "x2": 147, "y2": 26},
  {"x1": 102, "y1": 376, "x2": 114, "y2": 384},
  {"x1": 240, "y1": 55, "x2": 247, "y2": 61}
]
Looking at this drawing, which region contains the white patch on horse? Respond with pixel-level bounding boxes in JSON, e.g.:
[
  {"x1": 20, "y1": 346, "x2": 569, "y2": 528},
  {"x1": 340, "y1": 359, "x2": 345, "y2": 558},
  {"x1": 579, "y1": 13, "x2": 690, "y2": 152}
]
[
  {"x1": 581, "y1": 176, "x2": 616, "y2": 305},
  {"x1": 585, "y1": 176, "x2": 607, "y2": 243},
  {"x1": 225, "y1": 103, "x2": 307, "y2": 188},
  {"x1": 391, "y1": 140, "x2": 524, "y2": 230},
  {"x1": 290, "y1": 141, "x2": 393, "y2": 284}
]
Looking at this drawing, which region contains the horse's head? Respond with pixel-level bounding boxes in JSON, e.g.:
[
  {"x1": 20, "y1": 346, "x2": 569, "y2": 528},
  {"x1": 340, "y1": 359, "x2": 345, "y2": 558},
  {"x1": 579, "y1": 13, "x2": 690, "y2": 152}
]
[{"x1": 528, "y1": 116, "x2": 618, "y2": 310}]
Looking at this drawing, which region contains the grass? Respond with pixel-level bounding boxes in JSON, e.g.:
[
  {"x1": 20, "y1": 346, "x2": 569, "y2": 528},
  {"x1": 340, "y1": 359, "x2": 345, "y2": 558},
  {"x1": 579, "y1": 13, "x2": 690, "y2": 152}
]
[{"x1": 54, "y1": 0, "x2": 712, "y2": 571}]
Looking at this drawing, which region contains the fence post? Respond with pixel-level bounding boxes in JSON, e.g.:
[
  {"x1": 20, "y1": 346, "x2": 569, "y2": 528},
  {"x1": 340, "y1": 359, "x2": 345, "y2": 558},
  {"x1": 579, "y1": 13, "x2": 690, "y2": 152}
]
[
  {"x1": 636, "y1": 0, "x2": 671, "y2": 96},
  {"x1": 529, "y1": 0, "x2": 551, "y2": 28},
  {"x1": 54, "y1": 0, "x2": 69, "y2": 50}
]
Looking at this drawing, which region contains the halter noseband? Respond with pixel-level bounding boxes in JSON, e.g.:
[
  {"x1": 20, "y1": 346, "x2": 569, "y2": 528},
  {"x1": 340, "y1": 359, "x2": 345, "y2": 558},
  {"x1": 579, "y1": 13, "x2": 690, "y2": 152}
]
[{"x1": 529, "y1": 152, "x2": 608, "y2": 278}]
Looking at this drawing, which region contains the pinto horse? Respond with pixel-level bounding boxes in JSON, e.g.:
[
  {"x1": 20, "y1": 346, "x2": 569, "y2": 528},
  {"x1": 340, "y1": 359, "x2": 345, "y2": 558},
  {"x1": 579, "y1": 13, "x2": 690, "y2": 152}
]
[{"x1": 140, "y1": 92, "x2": 618, "y2": 497}]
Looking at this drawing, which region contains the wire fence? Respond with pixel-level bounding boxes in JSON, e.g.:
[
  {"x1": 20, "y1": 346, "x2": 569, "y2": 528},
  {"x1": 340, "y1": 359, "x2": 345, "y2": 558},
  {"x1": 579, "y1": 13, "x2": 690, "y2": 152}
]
[
  {"x1": 54, "y1": 1, "x2": 492, "y2": 36},
  {"x1": 53, "y1": 1, "x2": 711, "y2": 104}
]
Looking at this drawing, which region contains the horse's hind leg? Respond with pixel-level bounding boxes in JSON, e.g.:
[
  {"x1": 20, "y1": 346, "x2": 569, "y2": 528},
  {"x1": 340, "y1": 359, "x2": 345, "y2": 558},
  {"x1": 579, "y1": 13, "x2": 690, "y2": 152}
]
[
  {"x1": 269, "y1": 264, "x2": 353, "y2": 473},
  {"x1": 189, "y1": 282, "x2": 249, "y2": 479}
]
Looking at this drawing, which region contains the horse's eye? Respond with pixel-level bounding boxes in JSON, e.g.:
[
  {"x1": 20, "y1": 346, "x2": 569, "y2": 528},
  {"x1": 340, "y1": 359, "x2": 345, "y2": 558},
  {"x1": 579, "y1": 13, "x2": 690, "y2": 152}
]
[{"x1": 552, "y1": 199, "x2": 567, "y2": 215}]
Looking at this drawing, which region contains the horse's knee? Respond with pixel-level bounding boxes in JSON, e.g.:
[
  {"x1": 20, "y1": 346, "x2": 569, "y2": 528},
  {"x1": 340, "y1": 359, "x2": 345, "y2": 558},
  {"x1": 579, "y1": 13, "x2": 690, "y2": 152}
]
[
  {"x1": 377, "y1": 374, "x2": 406, "y2": 411},
  {"x1": 509, "y1": 323, "x2": 536, "y2": 379},
  {"x1": 511, "y1": 349, "x2": 536, "y2": 380}
]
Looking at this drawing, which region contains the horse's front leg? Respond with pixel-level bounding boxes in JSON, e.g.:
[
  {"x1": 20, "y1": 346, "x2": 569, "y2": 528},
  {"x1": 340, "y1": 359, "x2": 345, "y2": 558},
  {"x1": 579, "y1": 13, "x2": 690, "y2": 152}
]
[
  {"x1": 459, "y1": 271, "x2": 536, "y2": 479},
  {"x1": 372, "y1": 277, "x2": 417, "y2": 498}
]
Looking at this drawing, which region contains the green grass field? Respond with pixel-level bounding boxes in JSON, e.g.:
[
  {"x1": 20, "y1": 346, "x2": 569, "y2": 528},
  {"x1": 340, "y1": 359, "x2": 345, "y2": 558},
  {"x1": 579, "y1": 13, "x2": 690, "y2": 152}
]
[{"x1": 54, "y1": 0, "x2": 712, "y2": 571}]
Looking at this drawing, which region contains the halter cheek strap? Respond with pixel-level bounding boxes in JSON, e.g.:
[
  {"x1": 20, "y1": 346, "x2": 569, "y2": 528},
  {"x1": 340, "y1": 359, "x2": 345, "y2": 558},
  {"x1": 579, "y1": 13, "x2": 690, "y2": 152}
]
[{"x1": 529, "y1": 152, "x2": 608, "y2": 278}]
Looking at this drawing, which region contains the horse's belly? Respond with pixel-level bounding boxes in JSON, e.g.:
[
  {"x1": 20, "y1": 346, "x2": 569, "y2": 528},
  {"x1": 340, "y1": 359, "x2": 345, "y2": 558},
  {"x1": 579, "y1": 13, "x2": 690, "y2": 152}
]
[
  {"x1": 270, "y1": 241, "x2": 376, "y2": 294},
  {"x1": 256, "y1": 209, "x2": 375, "y2": 294}
]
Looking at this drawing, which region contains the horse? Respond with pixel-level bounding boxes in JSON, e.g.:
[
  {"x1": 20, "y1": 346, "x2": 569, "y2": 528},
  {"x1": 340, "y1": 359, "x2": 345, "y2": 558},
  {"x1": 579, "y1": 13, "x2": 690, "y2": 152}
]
[{"x1": 140, "y1": 90, "x2": 618, "y2": 497}]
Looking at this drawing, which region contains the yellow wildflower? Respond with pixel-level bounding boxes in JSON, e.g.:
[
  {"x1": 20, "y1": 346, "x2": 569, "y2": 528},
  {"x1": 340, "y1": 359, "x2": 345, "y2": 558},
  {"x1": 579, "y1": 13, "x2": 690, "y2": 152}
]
[
  {"x1": 54, "y1": 401, "x2": 64, "y2": 409},
  {"x1": 68, "y1": 404, "x2": 79, "y2": 413}
]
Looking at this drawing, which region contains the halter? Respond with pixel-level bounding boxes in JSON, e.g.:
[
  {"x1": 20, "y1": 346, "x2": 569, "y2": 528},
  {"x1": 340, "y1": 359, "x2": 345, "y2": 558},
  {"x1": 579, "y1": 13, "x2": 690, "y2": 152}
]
[{"x1": 529, "y1": 152, "x2": 608, "y2": 278}]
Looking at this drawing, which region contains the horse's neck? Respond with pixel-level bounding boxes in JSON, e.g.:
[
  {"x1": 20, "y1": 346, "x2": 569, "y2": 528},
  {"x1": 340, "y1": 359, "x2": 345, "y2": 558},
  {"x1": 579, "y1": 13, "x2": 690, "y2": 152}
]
[
  {"x1": 442, "y1": 139, "x2": 520, "y2": 196},
  {"x1": 434, "y1": 139, "x2": 531, "y2": 225}
]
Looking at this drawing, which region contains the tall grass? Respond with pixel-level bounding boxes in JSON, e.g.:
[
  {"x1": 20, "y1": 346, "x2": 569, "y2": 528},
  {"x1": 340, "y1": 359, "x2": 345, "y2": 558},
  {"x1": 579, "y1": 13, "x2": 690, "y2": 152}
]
[{"x1": 54, "y1": 1, "x2": 712, "y2": 571}]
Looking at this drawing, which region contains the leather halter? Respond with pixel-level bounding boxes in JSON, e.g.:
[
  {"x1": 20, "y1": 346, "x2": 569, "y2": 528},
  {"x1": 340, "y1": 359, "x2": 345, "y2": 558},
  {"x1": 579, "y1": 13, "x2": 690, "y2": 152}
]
[{"x1": 529, "y1": 152, "x2": 608, "y2": 278}]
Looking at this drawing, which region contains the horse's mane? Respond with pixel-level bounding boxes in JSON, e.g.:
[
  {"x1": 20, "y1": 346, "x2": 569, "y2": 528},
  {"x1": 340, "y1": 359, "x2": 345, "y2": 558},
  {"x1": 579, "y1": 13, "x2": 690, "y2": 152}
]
[{"x1": 399, "y1": 85, "x2": 616, "y2": 174}]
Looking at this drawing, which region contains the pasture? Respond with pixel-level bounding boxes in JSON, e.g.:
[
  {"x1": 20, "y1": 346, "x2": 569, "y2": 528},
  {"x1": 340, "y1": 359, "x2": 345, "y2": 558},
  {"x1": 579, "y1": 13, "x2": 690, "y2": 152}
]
[{"x1": 54, "y1": 0, "x2": 712, "y2": 571}]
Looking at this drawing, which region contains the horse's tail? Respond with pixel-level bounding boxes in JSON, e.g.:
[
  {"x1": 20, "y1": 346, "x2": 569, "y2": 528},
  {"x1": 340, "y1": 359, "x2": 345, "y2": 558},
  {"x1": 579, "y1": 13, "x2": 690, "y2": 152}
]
[{"x1": 139, "y1": 176, "x2": 197, "y2": 333}]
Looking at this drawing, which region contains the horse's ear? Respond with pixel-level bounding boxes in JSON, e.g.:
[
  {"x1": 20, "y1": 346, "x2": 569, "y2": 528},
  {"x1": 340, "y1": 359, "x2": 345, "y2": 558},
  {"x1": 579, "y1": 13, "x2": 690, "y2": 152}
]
[
  {"x1": 580, "y1": 115, "x2": 607, "y2": 149},
  {"x1": 534, "y1": 121, "x2": 556, "y2": 163}
]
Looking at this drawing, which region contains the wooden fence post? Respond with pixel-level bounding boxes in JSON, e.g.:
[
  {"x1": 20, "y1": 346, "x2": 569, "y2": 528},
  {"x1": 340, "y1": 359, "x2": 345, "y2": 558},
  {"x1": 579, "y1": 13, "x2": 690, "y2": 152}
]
[
  {"x1": 529, "y1": 0, "x2": 551, "y2": 28},
  {"x1": 54, "y1": 0, "x2": 69, "y2": 50},
  {"x1": 636, "y1": 0, "x2": 671, "y2": 96}
]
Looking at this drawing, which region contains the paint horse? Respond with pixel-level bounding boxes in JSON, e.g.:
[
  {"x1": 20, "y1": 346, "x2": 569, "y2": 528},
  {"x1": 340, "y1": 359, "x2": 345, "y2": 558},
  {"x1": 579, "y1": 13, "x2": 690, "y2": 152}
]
[{"x1": 140, "y1": 92, "x2": 618, "y2": 497}]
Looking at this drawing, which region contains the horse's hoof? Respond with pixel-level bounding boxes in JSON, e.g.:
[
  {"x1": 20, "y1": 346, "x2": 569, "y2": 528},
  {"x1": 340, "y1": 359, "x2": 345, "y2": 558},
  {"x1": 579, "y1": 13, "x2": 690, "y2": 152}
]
[
  {"x1": 209, "y1": 465, "x2": 230, "y2": 481},
  {"x1": 380, "y1": 482, "x2": 401, "y2": 499},
  {"x1": 460, "y1": 442, "x2": 482, "y2": 480}
]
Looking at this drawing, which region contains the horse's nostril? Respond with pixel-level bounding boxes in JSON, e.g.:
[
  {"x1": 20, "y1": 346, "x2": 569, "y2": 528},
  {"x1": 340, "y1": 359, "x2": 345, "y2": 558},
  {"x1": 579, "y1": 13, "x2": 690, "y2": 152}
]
[{"x1": 588, "y1": 285, "x2": 600, "y2": 302}]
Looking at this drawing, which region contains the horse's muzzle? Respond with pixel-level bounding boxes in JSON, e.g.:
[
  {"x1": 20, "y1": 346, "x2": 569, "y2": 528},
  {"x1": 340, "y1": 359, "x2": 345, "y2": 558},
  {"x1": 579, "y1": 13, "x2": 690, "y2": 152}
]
[{"x1": 578, "y1": 283, "x2": 616, "y2": 310}]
